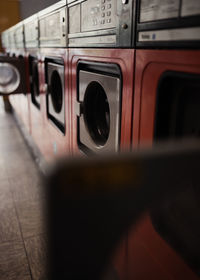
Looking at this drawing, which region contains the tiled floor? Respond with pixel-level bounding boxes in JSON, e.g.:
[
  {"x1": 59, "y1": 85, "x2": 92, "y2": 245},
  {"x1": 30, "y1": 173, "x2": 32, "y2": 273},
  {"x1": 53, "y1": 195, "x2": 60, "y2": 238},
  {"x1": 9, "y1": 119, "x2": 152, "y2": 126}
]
[{"x1": 0, "y1": 98, "x2": 47, "y2": 280}]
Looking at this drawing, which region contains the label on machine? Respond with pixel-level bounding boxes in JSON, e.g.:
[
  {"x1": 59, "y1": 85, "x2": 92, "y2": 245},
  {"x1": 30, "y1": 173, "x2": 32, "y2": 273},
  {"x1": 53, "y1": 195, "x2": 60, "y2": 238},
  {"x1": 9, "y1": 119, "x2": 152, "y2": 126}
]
[{"x1": 138, "y1": 27, "x2": 200, "y2": 41}]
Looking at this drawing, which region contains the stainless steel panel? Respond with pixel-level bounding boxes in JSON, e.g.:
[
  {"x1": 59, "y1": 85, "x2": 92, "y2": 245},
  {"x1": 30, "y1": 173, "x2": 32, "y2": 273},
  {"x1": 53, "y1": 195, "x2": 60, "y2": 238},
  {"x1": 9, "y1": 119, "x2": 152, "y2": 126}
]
[
  {"x1": 68, "y1": 0, "x2": 135, "y2": 47},
  {"x1": 140, "y1": 0, "x2": 180, "y2": 23},
  {"x1": 39, "y1": 6, "x2": 67, "y2": 47},
  {"x1": 24, "y1": 15, "x2": 39, "y2": 48},
  {"x1": 1, "y1": 32, "x2": 9, "y2": 49},
  {"x1": 68, "y1": 34, "x2": 116, "y2": 46},
  {"x1": 14, "y1": 23, "x2": 24, "y2": 49},
  {"x1": 78, "y1": 70, "x2": 121, "y2": 153},
  {"x1": 69, "y1": 4, "x2": 81, "y2": 34},
  {"x1": 81, "y1": 0, "x2": 117, "y2": 32},
  {"x1": 181, "y1": 0, "x2": 200, "y2": 17},
  {"x1": 9, "y1": 27, "x2": 16, "y2": 49}
]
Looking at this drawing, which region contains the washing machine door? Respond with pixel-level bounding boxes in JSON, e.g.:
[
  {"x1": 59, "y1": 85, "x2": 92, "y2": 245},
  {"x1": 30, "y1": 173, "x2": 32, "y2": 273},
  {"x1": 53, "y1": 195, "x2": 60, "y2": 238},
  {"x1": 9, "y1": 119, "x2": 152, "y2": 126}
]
[
  {"x1": 0, "y1": 55, "x2": 26, "y2": 95},
  {"x1": 29, "y1": 57, "x2": 40, "y2": 108}
]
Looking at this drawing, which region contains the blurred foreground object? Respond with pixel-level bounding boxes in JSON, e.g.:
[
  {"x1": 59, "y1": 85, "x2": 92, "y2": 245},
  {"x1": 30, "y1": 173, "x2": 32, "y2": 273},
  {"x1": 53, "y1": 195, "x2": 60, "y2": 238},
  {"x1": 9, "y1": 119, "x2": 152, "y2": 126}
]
[{"x1": 47, "y1": 141, "x2": 200, "y2": 280}]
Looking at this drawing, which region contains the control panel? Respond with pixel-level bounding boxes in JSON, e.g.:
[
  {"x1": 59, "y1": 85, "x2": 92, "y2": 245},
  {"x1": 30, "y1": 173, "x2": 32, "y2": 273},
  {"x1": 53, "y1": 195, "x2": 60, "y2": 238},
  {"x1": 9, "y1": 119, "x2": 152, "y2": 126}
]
[
  {"x1": 68, "y1": 0, "x2": 135, "y2": 47},
  {"x1": 38, "y1": 1, "x2": 67, "y2": 48},
  {"x1": 24, "y1": 15, "x2": 39, "y2": 48},
  {"x1": 14, "y1": 23, "x2": 24, "y2": 49},
  {"x1": 9, "y1": 27, "x2": 16, "y2": 50},
  {"x1": 1, "y1": 31, "x2": 9, "y2": 50},
  {"x1": 81, "y1": 0, "x2": 116, "y2": 32}
]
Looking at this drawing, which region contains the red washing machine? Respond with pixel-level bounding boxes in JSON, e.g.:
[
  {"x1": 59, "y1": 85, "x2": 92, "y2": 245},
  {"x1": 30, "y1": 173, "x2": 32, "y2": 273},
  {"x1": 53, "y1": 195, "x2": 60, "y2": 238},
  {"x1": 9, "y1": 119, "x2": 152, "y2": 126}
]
[
  {"x1": 69, "y1": 48, "x2": 135, "y2": 156},
  {"x1": 68, "y1": 0, "x2": 136, "y2": 277},
  {"x1": 128, "y1": 1, "x2": 200, "y2": 278},
  {"x1": 68, "y1": 0, "x2": 136, "y2": 156},
  {"x1": 0, "y1": 22, "x2": 30, "y2": 133},
  {"x1": 24, "y1": 13, "x2": 47, "y2": 161},
  {"x1": 130, "y1": 49, "x2": 200, "y2": 280},
  {"x1": 37, "y1": 1, "x2": 70, "y2": 163}
]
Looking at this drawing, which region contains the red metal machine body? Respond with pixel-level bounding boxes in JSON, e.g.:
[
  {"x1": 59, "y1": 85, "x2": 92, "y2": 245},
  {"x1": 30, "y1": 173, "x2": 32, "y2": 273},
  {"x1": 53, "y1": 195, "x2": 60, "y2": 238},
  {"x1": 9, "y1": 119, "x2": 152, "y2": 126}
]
[{"x1": 127, "y1": 49, "x2": 200, "y2": 279}]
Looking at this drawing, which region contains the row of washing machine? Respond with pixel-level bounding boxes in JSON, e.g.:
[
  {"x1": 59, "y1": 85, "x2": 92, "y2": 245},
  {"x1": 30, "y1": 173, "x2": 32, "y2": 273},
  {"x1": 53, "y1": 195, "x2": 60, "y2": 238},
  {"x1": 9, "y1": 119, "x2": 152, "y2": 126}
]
[
  {"x1": 3, "y1": 49, "x2": 200, "y2": 279},
  {"x1": 1, "y1": 0, "x2": 200, "y2": 279},
  {"x1": 2, "y1": 0, "x2": 200, "y2": 50},
  {"x1": 2, "y1": 48, "x2": 200, "y2": 159}
]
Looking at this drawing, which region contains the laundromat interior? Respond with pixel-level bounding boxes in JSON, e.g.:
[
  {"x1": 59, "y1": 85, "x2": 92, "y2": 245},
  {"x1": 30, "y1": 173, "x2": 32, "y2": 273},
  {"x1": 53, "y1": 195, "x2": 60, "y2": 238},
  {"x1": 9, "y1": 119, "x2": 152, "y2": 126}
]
[{"x1": 0, "y1": 0, "x2": 200, "y2": 279}]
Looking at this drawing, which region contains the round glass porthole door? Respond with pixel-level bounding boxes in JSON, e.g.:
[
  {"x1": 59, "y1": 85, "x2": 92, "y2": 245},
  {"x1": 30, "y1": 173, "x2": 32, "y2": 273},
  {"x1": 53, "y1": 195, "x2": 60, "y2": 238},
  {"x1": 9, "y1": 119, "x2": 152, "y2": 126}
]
[
  {"x1": 33, "y1": 64, "x2": 40, "y2": 98},
  {"x1": 0, "y1": 63, "x2": 20, "y2": 94},
  {"x1": 83, "y1": 81, "x2": 110, "y2": 146},
  {"x1": 50, "y1": 70, "x2": 63, "y2": 113}
]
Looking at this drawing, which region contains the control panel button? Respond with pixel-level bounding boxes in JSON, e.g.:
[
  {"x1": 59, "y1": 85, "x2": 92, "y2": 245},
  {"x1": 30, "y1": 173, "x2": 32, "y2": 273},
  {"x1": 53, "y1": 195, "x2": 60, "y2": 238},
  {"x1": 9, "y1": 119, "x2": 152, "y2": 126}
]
[
  {"x1": 101, "y1": 6, "x2": 105, "y2": 10},
  {"x1": 107, "y1": 4, "x2": 111, "y2": 9},
  {"x1": 102, "y1": 12, "x2": 105, "y2": 17},
  {"x1": 107, "y1": 11, "x2": 111, "y2": 16}
]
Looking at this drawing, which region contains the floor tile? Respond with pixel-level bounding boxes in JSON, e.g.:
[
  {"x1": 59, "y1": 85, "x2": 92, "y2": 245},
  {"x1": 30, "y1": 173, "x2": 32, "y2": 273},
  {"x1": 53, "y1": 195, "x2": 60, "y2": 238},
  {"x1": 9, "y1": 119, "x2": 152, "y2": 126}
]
[
  {"x1": 0, "y1": 207, "x2": 22, "y2": 243},
  {"x1": 16, "y1": 199, "x2": 46, "y2": 239},
  {"x1": 0, "y1": 179, "x2": 13, "y2": 209},
  {"x1": 9, "y1": 176, "x2": 44, "y2": 203},
  {"x1": 0, "y1": 98, "x2": 46, "y2": 278},
  {"x1": 0, "y1": 240, "x2": 31, "y2": 280},
  {"x1": 25, "y1": 235, "x2": 47, "y2": 280}
]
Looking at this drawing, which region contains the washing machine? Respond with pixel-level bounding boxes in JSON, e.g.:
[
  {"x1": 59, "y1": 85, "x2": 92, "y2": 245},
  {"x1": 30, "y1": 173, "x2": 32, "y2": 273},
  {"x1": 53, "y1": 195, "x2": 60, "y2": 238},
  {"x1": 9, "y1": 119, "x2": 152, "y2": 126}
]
[
  {"x1": 24, "y1": 14, "x2": 41, "y2": 110},
  {"x1": 127, "y1": 2, "x2": 200, "y2": 279},
  {"x1": 68, "y1": 0, "x2": 137, "y2": 155},
  {"x1": 130, "y1": 49, "x2": 200, "y2": 280},
  {"x1": 128, "y1": 2, "x2": 200, "y2": 276},
  {"x1": 37, "y1": 0, "x2": 71, "y2": 161},
  {"x1": 133, "y1": 0, "x2": 200, "y2": 145},
  {"x1": 68, "y1": 0, "x2": 136, "y2": 48},
  {"x1": 69, "y1": 48, "x2": 134, "y2": 280},
  {"x1": 38, "y1": 0, "x2": 67, "y2": 134},
  {"x1": 10, "y1": 21, "x2": 31, "y2": 132},
  {"x1": 0, "y1": 22, "x2": 27, "y2": 96},
  {"x1": 0, "y1": 21, "x2": 31, "y2": 132}
]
